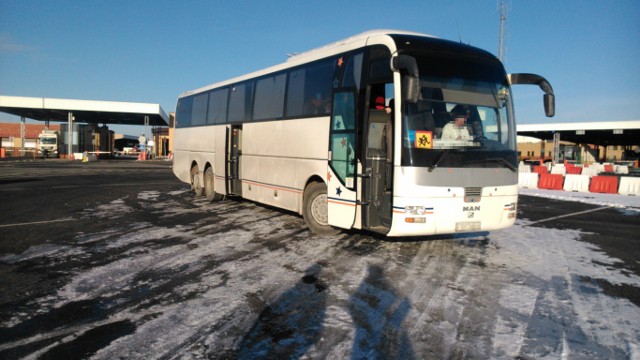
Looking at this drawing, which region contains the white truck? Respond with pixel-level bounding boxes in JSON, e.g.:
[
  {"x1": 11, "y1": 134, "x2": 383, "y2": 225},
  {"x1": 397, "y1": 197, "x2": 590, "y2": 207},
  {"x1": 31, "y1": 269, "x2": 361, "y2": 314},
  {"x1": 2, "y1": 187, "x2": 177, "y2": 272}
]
[{"x1": 38, "y1": 130, "x2": 59, "y2": 158}]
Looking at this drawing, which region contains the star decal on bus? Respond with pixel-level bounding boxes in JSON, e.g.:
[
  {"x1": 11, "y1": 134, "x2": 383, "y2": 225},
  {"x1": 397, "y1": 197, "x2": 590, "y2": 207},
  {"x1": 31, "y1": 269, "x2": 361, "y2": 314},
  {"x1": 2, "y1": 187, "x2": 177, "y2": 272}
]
[
  {"x1": 341, "y1": 138, "x2": 347, "y2": 148},
  {"x1": 336, "y1": 186, "x2": 342, "y2": 196},
  {"x1": 337, "y1": 57, "x2": 344, "y2": 67}
]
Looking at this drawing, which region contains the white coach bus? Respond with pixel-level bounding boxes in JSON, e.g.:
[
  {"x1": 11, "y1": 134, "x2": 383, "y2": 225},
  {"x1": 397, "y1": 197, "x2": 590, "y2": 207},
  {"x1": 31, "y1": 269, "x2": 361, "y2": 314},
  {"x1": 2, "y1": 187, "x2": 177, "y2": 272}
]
[{"x1": 173, "y1": 30, "x2": 554, "y2": 236}]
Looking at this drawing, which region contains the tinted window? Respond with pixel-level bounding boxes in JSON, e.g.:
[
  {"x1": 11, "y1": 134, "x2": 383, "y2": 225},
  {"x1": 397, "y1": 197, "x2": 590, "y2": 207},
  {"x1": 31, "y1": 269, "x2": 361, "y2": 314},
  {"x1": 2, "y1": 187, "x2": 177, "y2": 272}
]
[
  {"x1": 342, "y1": 52, "x2": 363, "y2": 89},
  {"x1": 228, "y1": 82, "x2": 254, "y2": 123},
  {"x1": 175, "y1": 96, "x2": 193, "y2": 128},
  {"x1": 286, "y1": 58, "x2": 335, "y2": 117},
  {"x1": 191, "y1": 92, "x2": 209, "y2": 126},
  {"x1": 254, "y1": 73, "x2": 286, "y2": 121},
  {"x1": 207, "y1": 88, "x2": 229, "y2": 124}
]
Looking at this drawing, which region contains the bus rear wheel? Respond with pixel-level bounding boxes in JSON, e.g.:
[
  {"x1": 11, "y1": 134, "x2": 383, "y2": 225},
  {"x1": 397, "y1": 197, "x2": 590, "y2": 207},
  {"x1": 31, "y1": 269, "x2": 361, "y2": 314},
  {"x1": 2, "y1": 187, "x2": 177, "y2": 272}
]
[
  {"x1": 204, "y1": 167, "x2": 223, "y2": 201},
  {"x1": 303, "y1": 182, "x2": 340, "y2": 235},
  {"x1": 191, "y1": 165, "x2": 204, "y2": 196}
]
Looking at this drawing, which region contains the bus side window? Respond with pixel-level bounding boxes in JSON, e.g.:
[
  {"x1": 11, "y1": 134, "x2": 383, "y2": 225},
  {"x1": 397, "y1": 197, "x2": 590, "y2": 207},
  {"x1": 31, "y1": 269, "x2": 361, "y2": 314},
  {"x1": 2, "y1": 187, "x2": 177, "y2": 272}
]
[{"x1": 176, "y1": 96, "x2": 193, "y2": 128}]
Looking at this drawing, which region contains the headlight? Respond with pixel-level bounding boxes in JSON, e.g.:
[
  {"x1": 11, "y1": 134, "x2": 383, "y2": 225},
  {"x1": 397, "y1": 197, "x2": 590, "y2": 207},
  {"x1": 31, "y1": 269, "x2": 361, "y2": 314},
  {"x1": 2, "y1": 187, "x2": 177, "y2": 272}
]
[{"x1": 405, "y1": 206, "x2": 426, "y2": 215}]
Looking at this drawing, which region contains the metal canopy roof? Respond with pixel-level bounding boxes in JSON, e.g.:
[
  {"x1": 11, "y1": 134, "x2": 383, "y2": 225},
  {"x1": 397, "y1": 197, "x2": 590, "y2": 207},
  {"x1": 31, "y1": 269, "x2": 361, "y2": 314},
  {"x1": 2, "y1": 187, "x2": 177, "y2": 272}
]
[
  {"x1": 0, "y1": 95, "x2": 169, "y2": 126},
  {"x1": 517, "y1": 120, "x2": 640, "y2": 146}
]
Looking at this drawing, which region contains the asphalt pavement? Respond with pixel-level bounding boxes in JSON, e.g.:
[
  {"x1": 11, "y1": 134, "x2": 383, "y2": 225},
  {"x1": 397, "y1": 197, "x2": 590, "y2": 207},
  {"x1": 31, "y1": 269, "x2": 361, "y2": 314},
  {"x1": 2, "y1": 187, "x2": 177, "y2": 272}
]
[{"x1": 0, "y1": 159, "x2": 638, "y2": 359}]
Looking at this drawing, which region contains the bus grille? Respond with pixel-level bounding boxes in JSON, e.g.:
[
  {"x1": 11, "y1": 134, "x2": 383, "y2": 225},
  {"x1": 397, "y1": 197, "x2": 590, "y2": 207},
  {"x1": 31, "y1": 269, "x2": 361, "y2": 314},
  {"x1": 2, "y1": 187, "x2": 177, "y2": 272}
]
[{"x1": 464, "y1": 187, "x2": 482, "y2": 203}]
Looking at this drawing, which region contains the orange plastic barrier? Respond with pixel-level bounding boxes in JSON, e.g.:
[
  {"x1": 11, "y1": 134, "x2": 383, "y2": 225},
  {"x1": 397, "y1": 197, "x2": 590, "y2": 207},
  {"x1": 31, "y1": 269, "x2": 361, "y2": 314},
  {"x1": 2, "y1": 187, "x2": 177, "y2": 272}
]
[
  {"x1": 566, "y1": 166, "x2": 582, "y2": 175},
  {"x1": 538, "y1": 173, "x2": 564, "y2": 190},
  {"x1": 0, "y1": 148, "x2": 4, "y2": 158},
  {"x1": 604, "y1": 164, "x2": 614, "y2": 173},
  {"x1": 533, "y1": 165, "x2": 548, "y2": 174},
  {"x1": 589, "y1": 176, "x2": 618, "y2": 194}
]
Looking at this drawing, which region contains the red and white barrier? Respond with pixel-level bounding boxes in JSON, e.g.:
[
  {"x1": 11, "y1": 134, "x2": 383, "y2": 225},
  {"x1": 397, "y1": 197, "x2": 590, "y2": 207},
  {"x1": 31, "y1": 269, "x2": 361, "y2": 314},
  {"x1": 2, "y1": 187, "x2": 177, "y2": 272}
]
[
  {"x1": 619, "y1": 177, "x2": 640, "y2": 196},
  {"x1": 563, "y1": 174, "x2": 590, "y2": 193},
  {"x1": 518, "y1": 162, "x2": 639, "y2": 196},
  {"x1": 538, "y1": 173, "x2": 564, "y2": 190},
  {"x1": 518, "y1": 173, "x2": 539, "y2": 189},
  {"x1": 589, "y1": 176, "x2": 619, "y2": 194}
]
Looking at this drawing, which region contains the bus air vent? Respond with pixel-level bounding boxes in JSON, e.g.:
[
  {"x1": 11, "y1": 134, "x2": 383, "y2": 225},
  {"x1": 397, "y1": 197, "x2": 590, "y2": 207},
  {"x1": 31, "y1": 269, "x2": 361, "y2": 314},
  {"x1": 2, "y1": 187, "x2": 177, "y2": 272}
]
[{"x1": 464, "y1": 187, "x2": 482, "y2": 203}]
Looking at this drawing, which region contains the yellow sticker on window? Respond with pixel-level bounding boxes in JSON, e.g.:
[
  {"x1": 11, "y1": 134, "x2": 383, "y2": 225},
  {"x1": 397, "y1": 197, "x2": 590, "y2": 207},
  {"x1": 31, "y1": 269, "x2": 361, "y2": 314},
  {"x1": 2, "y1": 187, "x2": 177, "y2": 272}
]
[{"x1": 415, "y1": 131, "x2": 433, "y2": 149}]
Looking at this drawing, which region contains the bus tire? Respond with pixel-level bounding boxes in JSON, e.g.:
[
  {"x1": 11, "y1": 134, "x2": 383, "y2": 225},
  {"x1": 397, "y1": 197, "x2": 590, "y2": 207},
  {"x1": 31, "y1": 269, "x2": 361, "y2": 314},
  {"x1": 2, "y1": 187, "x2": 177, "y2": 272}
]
[
  {"x1": 191, "y1": 165, "x2": 204, "y2": 197},
  {"x1": 204, "y1": 167, "x2": 223, "y2": 201},
  {"x1": 303, "y1": 182, "x2": 340, "y2": 235}
]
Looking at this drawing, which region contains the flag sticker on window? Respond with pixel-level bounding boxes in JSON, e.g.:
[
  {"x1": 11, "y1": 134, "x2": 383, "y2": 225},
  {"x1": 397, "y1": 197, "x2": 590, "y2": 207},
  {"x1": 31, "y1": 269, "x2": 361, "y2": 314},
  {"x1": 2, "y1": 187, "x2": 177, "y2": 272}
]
[{"x1": 415, "y1": 131, "x2": 433, "y2": 149}]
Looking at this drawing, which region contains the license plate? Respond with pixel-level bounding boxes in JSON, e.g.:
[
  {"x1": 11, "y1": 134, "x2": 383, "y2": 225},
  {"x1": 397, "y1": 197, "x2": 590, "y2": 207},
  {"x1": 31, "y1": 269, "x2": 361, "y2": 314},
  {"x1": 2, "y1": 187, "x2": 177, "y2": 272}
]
[{"x1": 455, "y1": 221, "x2": 481, "y2": 232}]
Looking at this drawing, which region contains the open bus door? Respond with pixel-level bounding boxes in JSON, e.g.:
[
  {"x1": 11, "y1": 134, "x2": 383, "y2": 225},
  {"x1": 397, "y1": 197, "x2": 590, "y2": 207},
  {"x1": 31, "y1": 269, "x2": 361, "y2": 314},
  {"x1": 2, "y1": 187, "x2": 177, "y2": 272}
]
[
  {"x1": 226, "y1": 125, "x2": 242, "y2": 196},
  {"x1": 361, "y1": 104, "x2": 393, "y2": 234},
  {"x1": 327, "y1": 90, "x2": 358, "y2": 229}
]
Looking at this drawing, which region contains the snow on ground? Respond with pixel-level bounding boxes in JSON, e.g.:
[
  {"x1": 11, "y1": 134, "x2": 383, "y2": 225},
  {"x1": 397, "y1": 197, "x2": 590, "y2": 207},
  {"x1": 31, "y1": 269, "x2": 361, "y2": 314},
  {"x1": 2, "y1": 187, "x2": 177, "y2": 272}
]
[
  {"x1": 520, "y1": 188, "x2": 640, "y2": 211},
  {"x1": 1, "y1": 189, "x2": 639, "y2": 359}
]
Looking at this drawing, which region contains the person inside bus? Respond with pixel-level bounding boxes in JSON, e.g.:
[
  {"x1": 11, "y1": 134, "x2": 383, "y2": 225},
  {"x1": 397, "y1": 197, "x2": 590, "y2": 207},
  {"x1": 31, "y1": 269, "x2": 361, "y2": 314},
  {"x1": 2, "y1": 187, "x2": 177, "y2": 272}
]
[
  {"x1": 441, "y1": 106, "x2": 472, "y2": 141},
  {"x1": 305, "y1": 93, "x2": 330, "y2": 115}
]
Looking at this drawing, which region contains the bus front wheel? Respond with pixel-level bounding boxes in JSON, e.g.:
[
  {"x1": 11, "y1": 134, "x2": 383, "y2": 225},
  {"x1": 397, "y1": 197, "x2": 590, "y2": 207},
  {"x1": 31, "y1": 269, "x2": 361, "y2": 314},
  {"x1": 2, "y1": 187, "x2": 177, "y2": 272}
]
[
  {"x1": 303, "y1": 182, "x2": 340, "y2": 235},
  {"x1": 204, "y1": 167, "x2": 223, "y2": 201},
  {"x1": 191, "y1": 166, "x2": 204, "y2": 196}
]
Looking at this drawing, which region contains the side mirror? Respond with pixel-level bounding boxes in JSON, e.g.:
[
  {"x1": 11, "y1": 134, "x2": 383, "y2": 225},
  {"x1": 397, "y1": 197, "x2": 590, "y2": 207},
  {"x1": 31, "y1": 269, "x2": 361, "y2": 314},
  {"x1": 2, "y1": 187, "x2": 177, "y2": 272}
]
[
  {"x1": 509, "y1": 73, "x2": 555, "y2": 118},
  {"x1": 392, "y1": 55, "x2": 420, "y2": 104},
  {"x1": 544, "y1": 93, "x2": 555, "y2": 117},
  {"x1": 403, "y1": 75, "x2": 420, "y2": 104}
]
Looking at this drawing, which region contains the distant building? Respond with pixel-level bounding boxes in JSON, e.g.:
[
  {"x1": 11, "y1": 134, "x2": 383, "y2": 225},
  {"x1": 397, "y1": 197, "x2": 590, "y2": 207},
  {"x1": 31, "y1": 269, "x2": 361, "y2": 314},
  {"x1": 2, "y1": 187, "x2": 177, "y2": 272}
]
[
  {"x1": 517, "y1": 137, "x2": 638, "y2": 163},
  {"x1": 0, "y1": 123, "x2": 61, "y2": 157}
]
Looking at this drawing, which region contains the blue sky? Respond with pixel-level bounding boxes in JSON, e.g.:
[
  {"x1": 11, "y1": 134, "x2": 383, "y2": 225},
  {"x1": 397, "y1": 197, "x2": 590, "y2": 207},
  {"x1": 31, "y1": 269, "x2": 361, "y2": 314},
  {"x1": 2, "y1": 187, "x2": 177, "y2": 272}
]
[{"x1": 1, "y1": 0, "x2": 639, "y2": 135}]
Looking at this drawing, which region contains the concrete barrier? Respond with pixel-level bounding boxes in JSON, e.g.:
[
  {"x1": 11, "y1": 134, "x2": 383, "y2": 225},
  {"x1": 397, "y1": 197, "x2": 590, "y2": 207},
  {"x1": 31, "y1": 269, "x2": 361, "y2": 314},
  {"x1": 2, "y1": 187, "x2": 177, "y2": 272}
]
[
  {"x1": 589, "y1": 175, "x2": 619, "y2": 194},
  {"x1": 563, "y1": 174, "x2": 590, "y2": 192},
  {"x1": 518, "y1": 173, "x2": 539, "y2": 189},
  {"x1": 618, "y1": 177, "x2": 640, "y2": 196}
]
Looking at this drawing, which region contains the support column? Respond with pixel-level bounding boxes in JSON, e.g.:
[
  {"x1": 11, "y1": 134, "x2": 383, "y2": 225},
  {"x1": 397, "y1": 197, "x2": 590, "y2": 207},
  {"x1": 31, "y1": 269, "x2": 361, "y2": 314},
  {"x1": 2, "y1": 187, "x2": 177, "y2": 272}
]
[
  {"x1": 552, "y1": 132, "x2": 561, "y2": 164},
  {"x1": 68, "y1": 111, "x2": 73, "y2": 159},
  {"x1": 20, "y1": 116, "x2": 26, "y2": 157}
]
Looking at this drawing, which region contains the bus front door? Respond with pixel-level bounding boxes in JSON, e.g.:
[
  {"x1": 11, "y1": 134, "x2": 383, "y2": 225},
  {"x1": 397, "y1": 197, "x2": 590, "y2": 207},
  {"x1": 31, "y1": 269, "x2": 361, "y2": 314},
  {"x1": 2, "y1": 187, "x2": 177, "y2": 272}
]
[
  {"x1": 362, "y1": 108, "x2": 392, "y2": 233},
  {"x1": 327, "y1": 91, "x2": 358, "y2": 229},
  {"x1": 226, "y1": 125, "x2": 242, "y2": 196}
]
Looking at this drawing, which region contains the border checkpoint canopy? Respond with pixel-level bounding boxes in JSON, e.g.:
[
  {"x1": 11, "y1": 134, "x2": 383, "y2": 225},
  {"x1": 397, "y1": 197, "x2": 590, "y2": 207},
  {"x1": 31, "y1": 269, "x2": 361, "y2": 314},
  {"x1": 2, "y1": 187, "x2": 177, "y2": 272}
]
[{"x1": 0, "y1": 95, "x2": 168, "y2": 126}]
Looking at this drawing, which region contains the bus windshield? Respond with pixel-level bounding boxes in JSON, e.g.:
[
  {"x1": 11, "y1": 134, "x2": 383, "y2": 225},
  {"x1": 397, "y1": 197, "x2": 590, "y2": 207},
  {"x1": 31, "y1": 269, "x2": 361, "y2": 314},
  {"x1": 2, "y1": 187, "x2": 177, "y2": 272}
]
[{"x1": 398, "y1": 48, "x2": 517, "y2": 170}]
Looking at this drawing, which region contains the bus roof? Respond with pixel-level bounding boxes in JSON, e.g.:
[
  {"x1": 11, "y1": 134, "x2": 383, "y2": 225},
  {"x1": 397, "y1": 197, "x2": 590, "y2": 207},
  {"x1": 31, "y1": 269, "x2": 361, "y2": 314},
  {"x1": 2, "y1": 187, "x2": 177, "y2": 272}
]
[
  {"x1": 285, "y1": 29, "x2": 433, "y2": 62},
  {"x1": 179, "y1": 29, "x2": 434, "y2": 99}
]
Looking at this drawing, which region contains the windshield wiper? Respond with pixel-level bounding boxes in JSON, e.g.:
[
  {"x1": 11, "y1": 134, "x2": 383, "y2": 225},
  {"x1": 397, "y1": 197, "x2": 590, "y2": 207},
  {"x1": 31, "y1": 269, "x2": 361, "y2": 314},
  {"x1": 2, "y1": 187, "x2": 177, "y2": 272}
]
[
  {"x1": 480, "y1": 157, "x2": 517, "y2": 172},
  {"x1": 428, "y1": 150, "x2": 450, "y2": 172}
]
